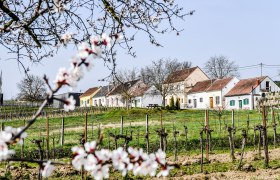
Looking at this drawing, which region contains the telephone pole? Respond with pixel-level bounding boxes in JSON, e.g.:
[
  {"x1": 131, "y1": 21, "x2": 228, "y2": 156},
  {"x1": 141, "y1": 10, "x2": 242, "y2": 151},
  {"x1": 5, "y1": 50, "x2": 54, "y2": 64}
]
[{"x1": 260, "y1": 63, "x2": 263, "y2": 77}]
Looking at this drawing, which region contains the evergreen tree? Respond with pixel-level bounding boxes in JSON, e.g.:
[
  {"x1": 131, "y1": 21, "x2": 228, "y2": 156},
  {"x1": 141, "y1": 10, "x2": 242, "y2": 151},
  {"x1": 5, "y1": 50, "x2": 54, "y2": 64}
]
[
  {"x1": 175, "y1": 98, "x2": 180, "y2": 110},
  {"x1": 170, "y1": 96, "x2": 175, "y2": 110}
]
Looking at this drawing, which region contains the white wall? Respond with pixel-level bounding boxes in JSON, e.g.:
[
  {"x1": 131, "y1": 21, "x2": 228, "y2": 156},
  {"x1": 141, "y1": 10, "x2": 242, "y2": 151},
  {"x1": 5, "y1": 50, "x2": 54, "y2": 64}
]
[
  {"x1": 92, "y1": 96, "x2": 107, "y2": 107},
  {"x1": 225, "y1": 95, "x2": 253, "y2": 110},
  {"x1": 107, "y1": 94, "x2": 126, "y2": 107},
  {"x1": 187, "y1": 92, "x2": 208, "y2": 109},
  {"x1": 131, "y1": 86, "x2": 163, "y2": 108}
]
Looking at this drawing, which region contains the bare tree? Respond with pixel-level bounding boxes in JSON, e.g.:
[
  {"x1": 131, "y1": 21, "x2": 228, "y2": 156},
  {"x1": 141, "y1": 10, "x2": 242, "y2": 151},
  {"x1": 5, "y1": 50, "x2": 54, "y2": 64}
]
[
  {"x1": 204, "y1": 56, "x2": 239, "y2": 79},
  {"x1": 17, "y1": 75, "x2": 47, "y2": 103},
  {"x1": 140, "y1": 58, "x2": 192, "y2": 107},
  {"x1": 114, "y1": 68, "x2": 139, "y2": 85},
  {"x1": 0, "y1": 0, "x2": 190, "y2": 74}
]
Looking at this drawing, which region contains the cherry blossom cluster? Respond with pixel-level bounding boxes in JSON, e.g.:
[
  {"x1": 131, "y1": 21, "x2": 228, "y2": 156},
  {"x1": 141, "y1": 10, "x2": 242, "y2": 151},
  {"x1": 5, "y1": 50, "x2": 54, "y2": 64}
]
[
  {"x1": 54, "y1": 33, "x2": 122, "y2": 111},
  {"x1": 70, "y1": 141, "x2": 173, "y2": 179},
  {"x1": 0, "y1": 126, "x2": 27, "y2": 161}
]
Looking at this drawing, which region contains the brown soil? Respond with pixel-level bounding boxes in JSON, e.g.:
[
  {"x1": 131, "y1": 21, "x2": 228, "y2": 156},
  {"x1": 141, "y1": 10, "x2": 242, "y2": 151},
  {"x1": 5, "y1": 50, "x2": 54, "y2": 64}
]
[{"x1": 2, "y1": 147, "x2": 280, "y2": 179}]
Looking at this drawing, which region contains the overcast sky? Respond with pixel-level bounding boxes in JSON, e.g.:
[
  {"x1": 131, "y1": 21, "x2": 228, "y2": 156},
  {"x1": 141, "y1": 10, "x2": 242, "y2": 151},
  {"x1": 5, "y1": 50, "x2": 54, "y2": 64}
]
[{"x1": 1, "y1": 0, "x2": 280, "y2": 100}]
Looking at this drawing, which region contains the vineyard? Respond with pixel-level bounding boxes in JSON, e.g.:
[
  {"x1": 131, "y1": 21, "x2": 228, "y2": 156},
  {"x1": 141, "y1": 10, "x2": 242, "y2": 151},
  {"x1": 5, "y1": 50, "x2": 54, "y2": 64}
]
[{"x1": 1, "y1": 106, "x2": 280, "y2": 179}]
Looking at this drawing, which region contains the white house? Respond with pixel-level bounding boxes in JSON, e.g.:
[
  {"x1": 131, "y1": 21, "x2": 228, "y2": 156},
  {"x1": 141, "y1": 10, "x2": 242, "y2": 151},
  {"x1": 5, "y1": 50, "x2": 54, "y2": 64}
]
[
  {"x1": 225, "y1": 76, "x2": 280, "y2": 110},
  {"x1": 92, "y1": 85, "x2": 113, "y2": 107},
  {"x1": 106, "y1": 79, "x2": 145, "y2": 107},
  {"x1": 188, "y1": 77, "x2": 239, "y2": 109},
  {"x1": 131, "y1": 85, "x2": 163, "y2": 108},
  {"x1": 164, "y1": 66, "x2": 209, "y2": 109}
]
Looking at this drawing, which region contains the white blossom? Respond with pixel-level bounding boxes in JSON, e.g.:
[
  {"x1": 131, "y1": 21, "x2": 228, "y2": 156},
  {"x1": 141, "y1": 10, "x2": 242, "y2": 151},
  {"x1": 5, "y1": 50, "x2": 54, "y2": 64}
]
[
  {"x1": 0, "y1": 141, "x2": 15, "y2": 161},
  {"x1": 41, "y1": 161, "x2": 55, "y2": 178},
  {"x1": 155, "y1": 149, "x2": 166, "y2": 164},
  {"x1": 84, "y1": 141, "x2": 97, "y2": 153},
  {"x1": 101, "y1": 33, "x2": 112, "y2": 48},
  {"x1": 112, "y1": 147, "x2": 133, "y2": 176},
  {"x1": 84, "y1": 154, "x2": 97, "y2": 171},
  {"x1": 72, "y1": 146, "x2": 87, "y2": 170},
  {"x1": 157, "y1": 166, "x2": 174, "y2": 177},
  {"x1": 61, "y1": 32, "x2": 73, "y2": 44},
  {"x1": 90, "y1": 164, "x2": 109, "y2": 180},
  {"x1": 64, "y1": 95, "x2": 76, "y2": 112}
]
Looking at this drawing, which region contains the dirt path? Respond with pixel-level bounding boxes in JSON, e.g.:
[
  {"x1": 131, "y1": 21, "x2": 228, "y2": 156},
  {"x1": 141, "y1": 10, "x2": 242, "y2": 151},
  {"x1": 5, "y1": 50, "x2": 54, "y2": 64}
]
[
  {"x1": 168, "y1": 147, "x2": 280, "y2": 165},
  {"x1": 50, "y1": 120, "x2": 171, "y2": 134}
]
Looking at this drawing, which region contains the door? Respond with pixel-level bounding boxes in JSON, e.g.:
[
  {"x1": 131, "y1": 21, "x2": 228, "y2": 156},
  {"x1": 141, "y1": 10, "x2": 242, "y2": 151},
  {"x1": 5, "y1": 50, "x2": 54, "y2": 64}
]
[
  {"x1": 239, "y1": 100, "x2": 242, "y2": 109},
  {"x1": 194, "y1": 99, "x2": 197, "y2": 108},
  {"x1": 209, "y1": 97, "x2": 213, "y2": 108}
]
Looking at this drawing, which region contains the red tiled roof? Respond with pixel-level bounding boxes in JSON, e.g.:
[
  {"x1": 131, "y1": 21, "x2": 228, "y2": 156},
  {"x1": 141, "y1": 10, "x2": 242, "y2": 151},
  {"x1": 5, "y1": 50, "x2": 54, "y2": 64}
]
[
  {"x1": 164, "y1": 67, "x2": 197, "y2": 84},
  {"x1": 107, "y1": 80, "x2": 139, "y2": 96},
  {"x1": 225, "y1": 76, "x2": 267, "y2": 97},
  {"x1": 188, "y1": 79, "x2": 215, "y2": 94},
  {"x1": 80, "y1": 87, "x2": 99, "y2": 98},
  {"x1": 130, "y1": 85, "x2": 149, "y2": 97},
  {"x1": 206, "y1": 77, "x2": 233, "y2": 92}
]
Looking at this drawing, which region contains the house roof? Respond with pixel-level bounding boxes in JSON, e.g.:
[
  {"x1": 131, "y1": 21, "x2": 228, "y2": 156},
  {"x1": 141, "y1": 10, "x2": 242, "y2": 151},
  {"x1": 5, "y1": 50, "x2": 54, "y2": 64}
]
[
  {"x1": 164, "y1": 67, "x2": 198, "y2": 84},
  {"x1": 130, "y1": 85, "x2": 149, "y2": 97},
  {"x1": 107, "y1": 80, "x2": 139, "y2": 96},
  {"x1": 206, "y1": 77, "x2": 233, "y2": 92},
  {"x1": 225, "y1": 76, "x2": 267, "y2": 97},
  {"x1": 92, "y1": 85, "x2": 113, "y2": 98},
  {"x1": 79, "y1": 87, "x2": 99, "y2": 98},
  {"x1": 188, "y1": 79, "x2": 215, "y2": 94}
]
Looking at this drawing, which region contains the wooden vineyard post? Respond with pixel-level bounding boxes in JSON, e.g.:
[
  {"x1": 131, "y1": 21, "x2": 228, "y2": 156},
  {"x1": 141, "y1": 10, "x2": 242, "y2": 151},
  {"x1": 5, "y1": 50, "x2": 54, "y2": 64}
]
[
  {"x1": 84, "y1": 112, "x2": 88, "y2": 142},
  {"x1": 46, "y1": 116, "x2": 50, "y2": 159},
  {"x1": 257, "y1": 125, "x2": 262, "y2": 158},
  {"x1": 107, "y1": 131, "x2": 111, "y2": 149},
  {"x1": 21, "y1": 119, "x2": 26, "y2": 158},
  {"x1": 253, "y1": 126, "x2": 257, "y2": 151},
  {"x1": 60, "y1": 117, "x2": 65, "y2": 146},
  {"x1": 205, "y1": 110, "x2": 210, "y2": 162},
  {"x1": 1, "y1": 119, "x2": 3, "y2": 131},
  {"x1": 120, "y1": 116, "x2": 124, "y2": 135},
  {"x1": 247, "y1": 114, "x2": 250, "y2": 133},
  {"x1": 52, "y1": 133, "x2": 55, "y2": 160},
  {"x1": 238, "y1": 130, "x2": 247, "y2": 170},
  {"x1": 137, "y1": 127, "x2": 140, "y2": 147},
  {"x1": 184, "y1": 123, "x2": 188, "y2": 150},
  {"x1": 231, "y1": 109, "x2": 235, "y2": 150},
  {"x1": 145, "y1": 114, "x2": 149, "y2": 153},
  {"x1": 97, "y1": 123, "x2": 101, "y2": 139},
  {"x1": 173, "y1": 124, "x2": 179, "y2": 161},
  {"x1": 272, "y1": 110, "x2": 277, "y2": 148},
  {"x1": 199, "y1": 128, "x2": 204, "y2": 173},
  {"x1": 227, "y1": 127, "x2": 235, "y2": 161},
  {"x1": 262, "y1": 106, "x2": 269, "y2": 167}
]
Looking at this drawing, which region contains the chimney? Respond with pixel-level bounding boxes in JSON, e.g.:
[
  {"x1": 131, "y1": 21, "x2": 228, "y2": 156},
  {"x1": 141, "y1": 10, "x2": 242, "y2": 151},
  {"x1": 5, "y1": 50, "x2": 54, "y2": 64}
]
[{"x1": 257, "y1": 79, "x2": 260, "y2": 85}]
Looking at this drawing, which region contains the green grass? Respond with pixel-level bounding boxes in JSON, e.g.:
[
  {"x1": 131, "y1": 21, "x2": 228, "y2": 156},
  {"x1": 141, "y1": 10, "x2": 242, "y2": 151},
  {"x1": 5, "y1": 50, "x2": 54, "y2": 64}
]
[{"x1": 1, "y1": 108, "x2": 280, "y2": 163}]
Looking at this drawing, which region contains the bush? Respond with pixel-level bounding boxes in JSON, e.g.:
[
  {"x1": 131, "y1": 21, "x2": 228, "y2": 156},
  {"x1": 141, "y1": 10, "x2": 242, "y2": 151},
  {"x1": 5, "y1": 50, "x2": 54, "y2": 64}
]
[
  {"x1": 169, "y1": 96, "x2": 175, "y2": 110},
  {"x1": 175, "y1": 98, "x2": 180, "y2": 110}
]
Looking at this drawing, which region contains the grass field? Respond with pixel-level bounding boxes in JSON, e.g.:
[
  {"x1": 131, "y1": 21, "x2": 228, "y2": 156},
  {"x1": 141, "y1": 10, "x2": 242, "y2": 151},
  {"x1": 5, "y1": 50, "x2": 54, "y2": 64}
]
[{"x1": 1, "y1": 107, "x2": 280, "y2": 179}]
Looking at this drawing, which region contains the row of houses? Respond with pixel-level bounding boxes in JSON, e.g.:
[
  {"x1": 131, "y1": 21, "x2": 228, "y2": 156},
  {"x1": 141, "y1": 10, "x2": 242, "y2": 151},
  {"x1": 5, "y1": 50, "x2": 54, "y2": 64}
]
[{"x1": 53, "y1": 66, "x2": 280, "y2": 110}]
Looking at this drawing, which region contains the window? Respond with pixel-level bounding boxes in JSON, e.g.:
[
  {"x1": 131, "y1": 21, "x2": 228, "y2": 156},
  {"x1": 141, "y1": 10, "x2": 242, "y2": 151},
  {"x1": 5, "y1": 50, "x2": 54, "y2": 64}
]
[
  {"x1": 230, "y1": 100, "x2": 235, "y2": 106},
  {"x1": 200, "y1": 98, "x2": 203, "y2": 102},
  {"x1": 215, "y1": 96, "x2": 220, "y2": 105},
  {"x1": 116, "y1": 98, "x2": 119, "y2": 105},
  {"x1": 266, "y1": 81, "x2": 270, "y2": 91},
  {"x1": 188, "y1": 99, "x2": 191, "y2": 104},
  {"x1": 243, "y1": 98, "x2": 249, "y2": 105},
  {"x1": 181, "y1": 98, "x2": 183, "y2": 103},
  {"x1": 87, "y1": 99, "x2": 89, "y2": 104}
]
